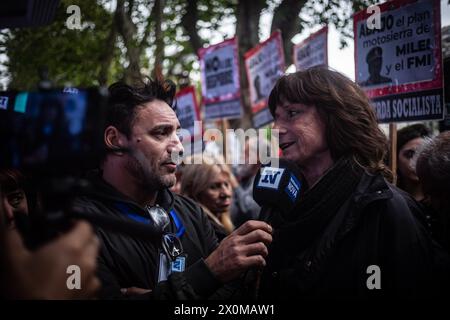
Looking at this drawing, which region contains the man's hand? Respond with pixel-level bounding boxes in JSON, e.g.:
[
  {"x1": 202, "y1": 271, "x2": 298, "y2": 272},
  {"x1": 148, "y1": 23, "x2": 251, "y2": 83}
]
[
  {"x1": 204, "y1": 220, "x2": 272, "y2": 283},
  {"x1": 3, "y1": 221, "x2": 100, "y2": 299}
]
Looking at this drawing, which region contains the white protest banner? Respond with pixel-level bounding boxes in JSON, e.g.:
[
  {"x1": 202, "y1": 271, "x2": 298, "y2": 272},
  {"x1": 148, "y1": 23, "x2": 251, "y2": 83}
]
[
  {"x1": 354, "y1": 0, "x2": 443, "y2": 123},
  {"x1": 244, "y1": 31, "x2": 285, "y2": 128},
  {"x1": 198, "y1": 38, "x2": 242, "y2": 120},
  {"x1": 293, "y1": 26, "x2": 328, "y2": 71}
]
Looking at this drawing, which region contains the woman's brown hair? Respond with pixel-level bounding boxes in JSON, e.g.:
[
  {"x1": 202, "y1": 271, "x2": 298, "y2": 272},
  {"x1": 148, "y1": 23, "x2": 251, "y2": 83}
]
[{"x1": 268, "y1": 66, "x2": 392, "y2": 180}]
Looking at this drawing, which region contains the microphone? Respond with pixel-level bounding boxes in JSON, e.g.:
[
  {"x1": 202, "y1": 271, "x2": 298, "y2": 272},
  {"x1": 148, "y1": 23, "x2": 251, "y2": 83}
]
[
  {"x1": 250, "y1": 158, "x2": 305, "y2": 299},
  {"x1": 253, "y1": 158, "x2": 305, "y2": 222}
]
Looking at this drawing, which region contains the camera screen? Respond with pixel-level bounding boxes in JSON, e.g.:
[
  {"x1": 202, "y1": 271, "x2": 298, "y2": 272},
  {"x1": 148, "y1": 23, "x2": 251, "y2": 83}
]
[{"x1": 0, "y1": 88, "x2": 105, "y2": 176}]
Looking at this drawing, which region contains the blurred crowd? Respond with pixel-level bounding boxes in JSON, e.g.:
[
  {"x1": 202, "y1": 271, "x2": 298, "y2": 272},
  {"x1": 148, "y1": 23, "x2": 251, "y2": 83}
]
[{"x1": 1, "y1": 67, "x2": 449, "y2": 300}]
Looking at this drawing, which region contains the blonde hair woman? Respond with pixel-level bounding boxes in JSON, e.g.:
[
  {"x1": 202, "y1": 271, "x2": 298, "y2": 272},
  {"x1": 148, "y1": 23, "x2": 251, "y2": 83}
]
[{"x1": 181, "y1": 155, "x2": 237, "y2": 241}]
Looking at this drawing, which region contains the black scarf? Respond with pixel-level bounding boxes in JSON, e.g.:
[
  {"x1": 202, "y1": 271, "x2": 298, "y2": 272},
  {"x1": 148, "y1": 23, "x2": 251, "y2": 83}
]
[{"x1": 269, "y1": 157, "x2": 364, "y2": 254}]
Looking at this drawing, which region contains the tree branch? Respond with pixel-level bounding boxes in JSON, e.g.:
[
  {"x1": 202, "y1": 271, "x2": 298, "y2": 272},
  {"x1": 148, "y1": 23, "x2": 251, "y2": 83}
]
[
  {"x1": 233, "y1": 0, "x2": 267, "y2": 129},
  {"x1": 116, "y1": 0, "x2": 141, "y2": 82},
  {"x1": 271, "y1": 0, "x2": 306, "y2": 66},
  {"x1": 98, "y1": 6, "x2": 119, "y2": 86},
  {"x1": 139, "y1": 1, "x2": 154, "y2": 51},
  {"x1": 152, "y1": 0, "x2": 164, "y2": 77}
]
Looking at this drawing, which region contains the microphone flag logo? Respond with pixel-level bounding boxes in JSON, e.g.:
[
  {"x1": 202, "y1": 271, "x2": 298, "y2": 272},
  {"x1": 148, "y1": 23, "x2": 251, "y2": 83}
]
[{"x1": 257, "y1": 167, "x2": 285, "y2": 189}]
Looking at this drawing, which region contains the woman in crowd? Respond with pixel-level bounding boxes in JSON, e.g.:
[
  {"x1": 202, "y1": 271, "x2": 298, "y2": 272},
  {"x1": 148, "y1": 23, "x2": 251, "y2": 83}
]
[
  {"x1": 257, "y1": 66, "x2": 449, "y2": 299},
  {"x1": 396, "y1": 124, "x2": 431, "y2": 201},
  {"x1": 181, "y1": 155, "x2": 237, "y2": 241}
]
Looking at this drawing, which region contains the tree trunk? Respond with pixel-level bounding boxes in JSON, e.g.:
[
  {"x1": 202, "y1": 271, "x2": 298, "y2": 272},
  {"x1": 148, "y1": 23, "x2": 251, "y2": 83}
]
[
  {"x1": 181, "y1": 0, "x2": 203, "y2": 54},
  {"x1": 116, "y1": 0, "x2": 141, "y2": 83},
  {"x1": 98, "y1": 8, "x2": 118, "y2": 86},
  {"x1": 271, "y1": 0, "x2": 306, "y2": 67},
  {"x1": 234, "y1": 0, "x2": 267, "y2": 129},
  {"x1": 152, "y1": 0, "x2": 165, "y2": 78}
]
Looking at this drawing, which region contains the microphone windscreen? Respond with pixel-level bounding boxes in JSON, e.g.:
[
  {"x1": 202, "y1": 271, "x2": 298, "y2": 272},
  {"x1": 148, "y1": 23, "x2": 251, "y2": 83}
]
[{"x1": 253, "y1": 159, "x2": 304, "y2": 214}]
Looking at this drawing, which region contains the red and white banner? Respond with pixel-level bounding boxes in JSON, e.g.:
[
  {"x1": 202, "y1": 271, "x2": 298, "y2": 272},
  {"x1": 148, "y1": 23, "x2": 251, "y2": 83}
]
[
  {"x1": 354, "y1": 0, "x2": 443, "y2": 123},
  {"x1": 244, "y1": 31, "x2": 285, "y2": 128},
  {"x1": 175, "y1": 86, "x2": 201, "y2": 138},
  {"x1": 293, "y1": 26, "x2": 328, "y2": 71}
]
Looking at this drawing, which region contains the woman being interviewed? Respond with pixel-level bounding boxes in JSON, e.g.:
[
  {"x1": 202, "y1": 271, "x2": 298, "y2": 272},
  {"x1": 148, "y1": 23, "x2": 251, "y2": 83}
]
[
  {"x1": 258, "y1": 66, "x2": 448, "y2": 299},
  {"x1": 181, "y1": 155, "x2": 237, "y2": 242}
]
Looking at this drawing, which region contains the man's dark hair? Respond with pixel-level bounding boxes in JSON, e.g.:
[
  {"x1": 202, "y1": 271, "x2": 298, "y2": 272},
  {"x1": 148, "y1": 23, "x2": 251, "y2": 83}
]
[
  {"x1": 106, "y1": 77, "x2": 177, "y2": 137},
  {"x1": 416, "y1": 131, "x2": 450, "y2": 197},
  {"x1": 0, "y1": 168, "x2": 27, "y2": 194},
  {"x1": 0, "y1": 168, "x2": 41, "y2": 220}
]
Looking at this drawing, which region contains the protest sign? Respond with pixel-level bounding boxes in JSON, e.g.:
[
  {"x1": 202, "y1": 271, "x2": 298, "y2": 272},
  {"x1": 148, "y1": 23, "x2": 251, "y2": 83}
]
[
  {"x1": 175, "y1": 86, "x2": 201, "y2": 138},
  {"x1": 198, "y1": 38, "x2": 242, "y2": 120},
  {"x1": 354, "y1": 0, "x2": 443, "y2": 123},
  {"x1": 293, "y1": 26, "x2": 328, "y2": 71},
  {"x1": 245, "y1": 31, "x2": 285, "y2": 128}
]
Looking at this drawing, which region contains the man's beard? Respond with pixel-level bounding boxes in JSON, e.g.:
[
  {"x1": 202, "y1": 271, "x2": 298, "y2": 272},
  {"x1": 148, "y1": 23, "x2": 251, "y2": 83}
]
[{"x1": 126, "y1": 148, "x2": 176, "y2": 191}]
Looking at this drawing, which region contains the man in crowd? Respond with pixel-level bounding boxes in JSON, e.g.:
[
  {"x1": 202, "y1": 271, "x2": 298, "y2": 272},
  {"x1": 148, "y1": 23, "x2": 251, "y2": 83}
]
[
  {"x1": 231, "y1": 136, "x2": 262, "y2": 228},
  {"x1": 416, "y1": 131, "x2": 450, "y2": 252},
  {"x1": 73, "y1": 77, "x2": 272, "y2": 299}
]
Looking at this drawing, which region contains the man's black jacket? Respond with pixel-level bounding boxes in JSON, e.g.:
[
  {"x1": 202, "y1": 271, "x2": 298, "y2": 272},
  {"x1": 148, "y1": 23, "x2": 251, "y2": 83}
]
[{"x1": 73, "y1": 172, "x2": 223, "y2": 299}]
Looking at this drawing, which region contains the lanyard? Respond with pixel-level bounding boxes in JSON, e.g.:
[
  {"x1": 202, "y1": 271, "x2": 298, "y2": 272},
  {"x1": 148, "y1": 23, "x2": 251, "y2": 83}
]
[{"x1": 114, "y1": 201, "x2": 185, "y2": 238}]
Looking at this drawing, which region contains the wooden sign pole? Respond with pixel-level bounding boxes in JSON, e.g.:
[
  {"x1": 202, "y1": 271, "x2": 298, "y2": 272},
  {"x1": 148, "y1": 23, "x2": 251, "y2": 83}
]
[
  {"x1": 221, "y1": 119, "x2": 229, "y2": 162},
  {"x1": 389, "y1": 123, "x2": 397, "y2": 185}
]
